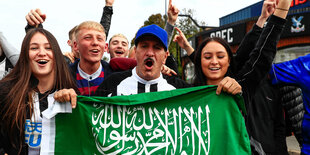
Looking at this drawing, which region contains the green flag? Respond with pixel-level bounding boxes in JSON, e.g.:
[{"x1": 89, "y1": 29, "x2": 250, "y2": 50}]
[{"x1": 52, "y1": 85, "x2": 250, "y2": 154}]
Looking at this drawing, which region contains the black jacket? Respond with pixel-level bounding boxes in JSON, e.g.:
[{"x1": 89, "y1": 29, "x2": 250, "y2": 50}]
[
  {"x1": 280, "y1": 85, "x2": 304, "y2": 146},
  {"x1": 100, "y1": 6, "x2": 113, "y2": 38},
  {"x1": 189, "y1": 15, "x2": 287, "y2": 155},
  {"x1": 249, "y1": 77, "x2": 288, "y2": 155},
  {"x1": 235, "y1": 15, "x2": 287, "y2": 155}
]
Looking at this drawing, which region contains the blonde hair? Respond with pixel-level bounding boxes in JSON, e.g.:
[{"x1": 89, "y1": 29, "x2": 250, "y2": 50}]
[
  {"x1": 75, "y1": 21, "x2": 106, "y2": 39},
  {"x1": 109, "y1": 33, "x2": 128, "y2": 44}
]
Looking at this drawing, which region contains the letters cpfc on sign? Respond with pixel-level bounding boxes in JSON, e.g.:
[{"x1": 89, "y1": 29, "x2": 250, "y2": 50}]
[
  {"x1": 210, "y1": 28, "x2": 233, "y2": 43},
  {"x1": 199, "y1": 23, "x2": 246, "y2": 45},
  {"x1": 54, "y1": 86, "x2": 250, "y2": 155},
  {"x1": 91, "y1": 104, "x2": 210, "y2": 154}
]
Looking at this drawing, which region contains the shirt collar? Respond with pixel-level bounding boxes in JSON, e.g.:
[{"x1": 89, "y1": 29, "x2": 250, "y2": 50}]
[
  {"x1": 77, "y1": 62, "x2": 103, "y2": 81},
  {"x1": 132, "y1": 67, "x2": 163, "y2": 85}
]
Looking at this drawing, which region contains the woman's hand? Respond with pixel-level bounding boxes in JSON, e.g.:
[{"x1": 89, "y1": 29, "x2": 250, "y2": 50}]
[
  {"x1": 216, "y1": 77, "x2": 242, "y2": 95},
  {"x1": 54, "y1": 88, "x2": 78, "y2": 108}
]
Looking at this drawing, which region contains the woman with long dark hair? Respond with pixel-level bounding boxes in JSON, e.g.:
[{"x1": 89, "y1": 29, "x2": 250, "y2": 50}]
[
  {"x1": 0, "y1": 28, "x2": 77, "y2": 154},
  {"x1": 192, "y1": 37, "x2": 236, "y2": 87},
  {"x1": 192, "y1": 0, "x2": 290, "y2": 108},
  {"x1": 174, "y1": 0, "x2": 292, "y2": 153}
]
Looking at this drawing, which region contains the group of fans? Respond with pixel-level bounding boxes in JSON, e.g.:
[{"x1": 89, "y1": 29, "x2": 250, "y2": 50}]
[{"x1": 1, "y1": 0, "x2": 310, "y2": 154}]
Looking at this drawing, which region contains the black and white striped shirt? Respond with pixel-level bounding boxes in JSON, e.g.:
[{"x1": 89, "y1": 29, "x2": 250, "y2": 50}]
[{"x1": 95, "y1": 67, "x2": 190, "y2": 97}]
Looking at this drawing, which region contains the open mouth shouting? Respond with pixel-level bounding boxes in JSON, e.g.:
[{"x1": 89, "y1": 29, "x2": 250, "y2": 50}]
[
  {"x1": 37, "y1": 59, "x2": 49, "y2": 66},
  {"x1": 144, "y1": 57, "x2": 154, "y2": 70}
]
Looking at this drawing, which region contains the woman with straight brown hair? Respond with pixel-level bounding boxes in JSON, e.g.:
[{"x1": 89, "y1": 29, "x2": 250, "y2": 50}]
[{"x1": 0, "y1": 28, "x2": 77, "y2": 154}]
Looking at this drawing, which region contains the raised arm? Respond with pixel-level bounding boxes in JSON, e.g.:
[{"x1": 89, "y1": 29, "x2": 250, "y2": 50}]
[
  {"x1": 173, "y1": 27, "x2": 194, "y2": 57},
  {"x1": 235, "y1": 0, "x2": 292, "y2": 87},
  {"x1": 100, "y1": 0, "x2": 114, "y2": 38},
  {"x1": 163, "y1": 0, "x2": 180, "y2": 75},
  {"x1": 234, "y1": 0, "x2": 277, "y2": 70},
  {"x1": 273, "y1": 0, "x2": 290, "y2": 18},
  {"x1": 256, "y1": 0, "x2": 277, "y2": 28},
  {"x1": 165, "y1": 0, "x2": 179, "y2": 46}
]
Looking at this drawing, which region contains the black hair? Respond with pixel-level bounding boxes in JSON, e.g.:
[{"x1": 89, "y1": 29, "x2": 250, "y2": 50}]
[{"x1": 193, "y1": 37, "x2": 236, "y2": 86}]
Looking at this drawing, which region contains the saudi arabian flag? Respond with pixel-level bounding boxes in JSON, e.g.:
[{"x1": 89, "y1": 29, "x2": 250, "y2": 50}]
[{"x1": 42, "y1": 85, "x2": 250, "y2": 154}]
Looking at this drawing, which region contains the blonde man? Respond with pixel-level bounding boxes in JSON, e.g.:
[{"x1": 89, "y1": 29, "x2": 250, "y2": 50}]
[
  {"x1": 70, "y1": 21, "x2": 113, "y2": 96},
  {"x1": 25, "y1": 10, "x2": 114, "y2": 96}
]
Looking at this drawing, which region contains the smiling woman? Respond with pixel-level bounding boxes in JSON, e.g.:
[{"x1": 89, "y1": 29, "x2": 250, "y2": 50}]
[
  {"x1": 194, "y1": 37, "x2": 234, "y2": 86},
  {"x1": 0, "y1": 28, "x2": 77, "y2": 154},
  {"x1": 190, "y1": 0, "x2": 292, "y2": 153},
  {"x1": 29, "y1": 32, "x2": 55, "y2": 81}
]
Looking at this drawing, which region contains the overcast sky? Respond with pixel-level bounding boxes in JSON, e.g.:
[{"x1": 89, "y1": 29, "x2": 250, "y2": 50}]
[{"x1": 0, "y1": 0, "x2": 261, "y2": 53}]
